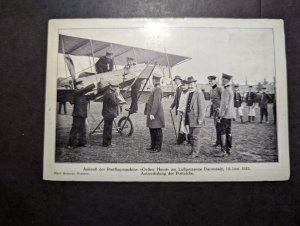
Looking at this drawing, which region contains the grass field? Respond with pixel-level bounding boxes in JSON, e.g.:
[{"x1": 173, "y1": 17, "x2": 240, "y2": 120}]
[{"x1": 56, "y1": 98, "x2": 278, "y2": 163}]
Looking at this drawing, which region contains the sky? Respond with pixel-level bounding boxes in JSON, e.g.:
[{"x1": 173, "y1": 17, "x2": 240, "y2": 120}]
[{"x1": 58, "y1": 25, "x2": 275, "y2": 85}]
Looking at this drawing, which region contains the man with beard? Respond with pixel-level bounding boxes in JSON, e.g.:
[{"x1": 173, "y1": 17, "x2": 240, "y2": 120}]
[
  {"x1": 176, "y1": 80, "x2": 190, "y2": 145},
  {"x1": 185, "y1": 76, "x2": 206, "y2": 158},
  {"x1": 208, "y1": 75, "x2": 222, "y2": 147}
]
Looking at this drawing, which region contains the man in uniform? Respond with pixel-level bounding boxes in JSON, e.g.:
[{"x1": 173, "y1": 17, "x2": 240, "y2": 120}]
[
  {"x1": 185, "y1": 76, "x2": 206, "y2": 158},
  {"x1": 145, "y1": 73, "x2": 165, "y2": 153},
  {"x1": 67, "y1": 80, "x2": 97, "y2": 148},
  {"x1": 218, "y1": 73, "x2": 234, "y2": 156},
  {"x1": 245, "y1": 85, "x2": 256, "y2": 122},
  {"x1": 233, "y1": 84, "x2": 244, "y2": 123},
  {"x1": 95, "y1": 51, "x2": 114, "y2": 74},
  {"x1": 102, "y1": 81, "x2": 121, "y2": 147},
  {"x1": 208, "y1": 75, "x2": 222, "y2": 147},
  {"x1": 257, "y1": 87, "x2": 272, "y2": 123}
]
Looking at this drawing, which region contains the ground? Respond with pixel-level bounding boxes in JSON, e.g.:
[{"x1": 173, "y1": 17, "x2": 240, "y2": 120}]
[{"x1": 56, "y1": 98, "x2": 277, "y2": 163}]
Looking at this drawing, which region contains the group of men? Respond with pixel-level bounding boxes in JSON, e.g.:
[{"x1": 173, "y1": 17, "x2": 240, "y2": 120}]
[
  {"x1": 170, "y1": 74, "x2": 234, "y2": 156},
  {"x1": 64, "y1": 50, "x2": 275, "y2": 158}
]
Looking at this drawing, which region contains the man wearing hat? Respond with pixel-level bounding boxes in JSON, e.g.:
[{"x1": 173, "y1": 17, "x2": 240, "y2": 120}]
[
  {"x1": 102, "y1": 80, "x2": 121, "y2": 147},
  {"x1": 170, "y1": 75, "x2": 183, "y2": 115},
  {"x1": 124, "y1": 57, "x2": 142, "y2": 114},
  {"x1": 257, "y1": 87, "x2": 272, "y2": 123},
  {"x1": 233, "y1": 84, "x2": 244, "y2": 123},
  {"x1": 145, "y1": 73, "x2": 165, "y2": 153},
  {"x1": 67, "y1": 80, "x2": 98, "y2": 148},
  {"x1": 245, "y1": 85, "x2": 257, "y2": 122},
  {"x1": 185, "y1": 76, "x2": 206, "y2": 158},
  {"x1": 176, "y1": 79, "x2": 190, "y2": 145},
  {"x1": 218, "y1": 73, "x2": 234, "y2": 155},
  {"x1": 208, "y1": 75, "x2": 223, "y2": 147},
  {"x1": 95, "y1": 51, "x2": 114, "y2": 74}
]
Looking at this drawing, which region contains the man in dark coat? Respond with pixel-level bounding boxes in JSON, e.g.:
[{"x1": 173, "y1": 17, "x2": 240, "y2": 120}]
[
  {"x1": 169, "y1": 75, "x2": 182, "y2": 115},
  {"x1": 257, "y1": 87, "x2": 272, "y2": 123},
  {"x1": 218, "y1": 73, "x2": 234, "y2": 156},
  {"x1": 146, "y1": 73, "x2": 165, "y2": 153},
  {"x1": 102, "y1": 81, "x2": 120, "y2": 147},
  {"x1": 208, "y1": 75, "x2": 223, "y2": 147},
  {"x1": 233, "y1": 84, "x2": 244, "y2": 123},
  {"x1": 245, "y1": 85, "x2": 256, "y2": 122},
  {"x1": 67, "y1": 80, "x2": 97, "y2": 148},
  {"x1": 185, "y1": 76, "x2": 206, "y2": 158},
  {"x1": 95, "y1": 51, "x2": 114, "y2": 74}
]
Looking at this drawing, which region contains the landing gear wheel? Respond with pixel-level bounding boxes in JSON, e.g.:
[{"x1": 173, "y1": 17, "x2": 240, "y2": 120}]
[{"x1": 117, "y1": 116, "x2": 134, "y2": 136}]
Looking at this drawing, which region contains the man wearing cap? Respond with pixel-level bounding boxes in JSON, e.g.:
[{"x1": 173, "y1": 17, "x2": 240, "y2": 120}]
[
  {"x1": 102, "y1": 80, "x2": 121, "y2": 147},
  {"x1": 124, "y1": 57, "x2": 142, "y2": 114},
  {"x1": 169, "y1": 75, "x2": 183, "y2": 115},
  {"x1": 185, "y1": 76, "x2": 206, "y2": 158},
  {"x1": 245, "y1": 85, "x2": 257, "y2": 122},
  {"x1": 95, "y1": 51, "x2": 114, "y2": 74},
  {"x1": 67, "y1": 80, "x2": 98, "y2": 148},
  {"x1": 257, "y1": 87, "x2": 272, "y2": 123},
  {"x1": 233, "y1": 84, "x2": 244, "y2": 123},
  {"x1": 208, "y1": 75, "x2": 223, "y2": 147},
  {"x1": 218, "y1": 73, "x2": 234, "y2": 155},
  {"x1": 176, "y1": 80, "x2": 190, "y2": 145},
  {"x1": 145, "y1": 73, "x2": 165, "y2": 153}
]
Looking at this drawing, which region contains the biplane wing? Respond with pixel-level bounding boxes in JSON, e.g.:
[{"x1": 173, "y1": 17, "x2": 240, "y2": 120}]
[
  {"x1": 57, "y1": 34, "x2": 191, "y2": 103},
  {"x1": 59, "y1": 34, "x2": 191, "y2": 67}
]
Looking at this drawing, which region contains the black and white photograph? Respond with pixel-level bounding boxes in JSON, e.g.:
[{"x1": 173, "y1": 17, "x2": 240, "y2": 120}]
[{"x1": 43, "y1": 18, "x2": 289, "y2": 181}]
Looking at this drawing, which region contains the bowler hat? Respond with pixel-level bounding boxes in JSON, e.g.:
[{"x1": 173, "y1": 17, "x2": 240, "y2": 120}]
[
  {"x1": 187, "y1": 76, "x2": 197, "y2": 83},
  {"x1": 234, "y1": 84, "x2": 239, "y2": 87},
  {"x1": 207, "y1": 75, "x2": 217, "y2": 80},
  {"x1": 222, "y1": 73, "x2": 232, "y2": 80},
  {"x1": 173, "y1": 75, "x2": 182, "y2": 81},
  {"x1": 248, "y1": 85, "x2": 253, "y2": 88}
]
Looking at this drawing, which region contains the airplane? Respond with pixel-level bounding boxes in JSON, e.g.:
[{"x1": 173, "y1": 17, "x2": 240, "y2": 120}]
[{"x1": 56, "y1": 34, "x2": 191, "y2": 136}]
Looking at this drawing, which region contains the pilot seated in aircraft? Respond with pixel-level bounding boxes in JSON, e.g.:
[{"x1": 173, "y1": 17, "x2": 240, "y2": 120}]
[
  {"x1": 102, "y1": 81, "x2": 121, "y2": 147},
  {"x1": 95, "y1": 51, "x2": 114, "y2": 74},
  {"x1": 67, "y1": 80, "x2": 98, "y2": 149}
]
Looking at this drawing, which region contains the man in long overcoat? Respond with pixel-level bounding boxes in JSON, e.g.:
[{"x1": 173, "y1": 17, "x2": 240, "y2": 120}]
[
  {"x1": 185, "y1": 76, "x2": 206, "y2": 158},
  {"x1": 145, "y1": 73, "x2": 165, "y2": 153}
]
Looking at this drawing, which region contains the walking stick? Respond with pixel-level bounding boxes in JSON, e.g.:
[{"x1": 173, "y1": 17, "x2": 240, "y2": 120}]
[{"x1": 170, "y1": 110, "x2": 178, "y2": 140}]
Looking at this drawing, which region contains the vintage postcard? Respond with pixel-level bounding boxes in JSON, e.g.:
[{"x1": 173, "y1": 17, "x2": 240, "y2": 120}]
[{"x1": 43, "y1": 18, "x2": 289, "y2": 181}]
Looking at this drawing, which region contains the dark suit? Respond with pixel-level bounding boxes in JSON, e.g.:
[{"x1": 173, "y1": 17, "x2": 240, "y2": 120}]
[
  {"x1": 257, "y1": 92, "x2": 271, "y2": 122},
  {"x1": 146, "y1": 85, "x2": 165, "y2": 151},
  {"x1": 68, "y1": 84, "x2": 95, "y2": 147},
  {"x1": 102, "y1": 90, "x2": 119, "y2": 146},
  {"x1": 170, "y1": 86, "x2": 182, "y2": 115},
  {"x1": 95, "y1": 56, "x2": 114, "y2": 73}
]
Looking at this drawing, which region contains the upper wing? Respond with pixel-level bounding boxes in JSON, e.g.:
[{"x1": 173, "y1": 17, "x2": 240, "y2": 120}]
[{"x1": 59, "y1": 34, "x2": 191, "y2": 67}]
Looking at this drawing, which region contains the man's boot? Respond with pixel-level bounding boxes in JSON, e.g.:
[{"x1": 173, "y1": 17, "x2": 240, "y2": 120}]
[
  {"x1": 248, "y1": 116, "x2": 251, "y2": 122},
  {"x1": 220, "y1": 134, "x2": 227, "y2": 156},
  {"x1": 252, "y1": 116, "x2": 255, "y2": 122},
  {"x1": 226, "y1": 133, "x2": 232, "y2": 155},
  {"x1": 240, "y1": 116, "x2": 244, "y2": 124}
]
